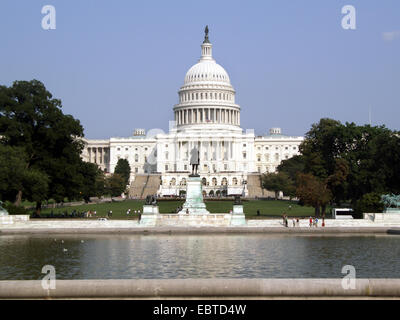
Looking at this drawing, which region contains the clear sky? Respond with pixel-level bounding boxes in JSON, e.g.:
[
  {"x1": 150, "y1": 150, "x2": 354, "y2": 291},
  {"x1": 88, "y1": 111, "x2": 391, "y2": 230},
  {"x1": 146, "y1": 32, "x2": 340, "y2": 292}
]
[{"x1": 1, "y1": 0, "x2": 399, "y2": 139}]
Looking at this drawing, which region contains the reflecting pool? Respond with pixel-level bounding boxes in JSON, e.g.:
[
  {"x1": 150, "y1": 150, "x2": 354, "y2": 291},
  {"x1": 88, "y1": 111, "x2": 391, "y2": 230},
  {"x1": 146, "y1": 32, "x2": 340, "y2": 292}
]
[{"x1": 0, "y1": 234, "x2": 399, "y2": 279}]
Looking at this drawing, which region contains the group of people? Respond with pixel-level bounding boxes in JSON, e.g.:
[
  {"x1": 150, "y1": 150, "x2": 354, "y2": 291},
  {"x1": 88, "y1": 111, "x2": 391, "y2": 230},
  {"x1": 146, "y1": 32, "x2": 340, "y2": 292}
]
[
  {"x1": 282, "y1": 213, "x2": 326, "y2": 228},
  {"x1": 282, "y1": 214, "x2": 300, "y2": 227},
  {"x1": 308, "y1": 216, "x2": 325, "y2": 227},
  {"x1": 85, "y1": 210, "x2": 97, "y2": 218},
  {"x1": 126, "y1": 208, "x2": 141, "y2": 215}
]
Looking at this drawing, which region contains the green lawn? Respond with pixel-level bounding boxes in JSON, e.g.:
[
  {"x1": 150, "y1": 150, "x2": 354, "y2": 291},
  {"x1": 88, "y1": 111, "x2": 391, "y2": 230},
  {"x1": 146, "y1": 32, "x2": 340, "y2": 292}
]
[{"x1": 36, "y1": 199, "x2": 317, "y2": 219}]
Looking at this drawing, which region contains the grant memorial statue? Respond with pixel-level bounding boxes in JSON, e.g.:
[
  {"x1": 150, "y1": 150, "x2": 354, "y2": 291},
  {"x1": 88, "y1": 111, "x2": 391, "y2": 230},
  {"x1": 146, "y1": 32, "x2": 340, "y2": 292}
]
[{"x1": 381, "y1": 194, "x2": 400, "y2": 213}]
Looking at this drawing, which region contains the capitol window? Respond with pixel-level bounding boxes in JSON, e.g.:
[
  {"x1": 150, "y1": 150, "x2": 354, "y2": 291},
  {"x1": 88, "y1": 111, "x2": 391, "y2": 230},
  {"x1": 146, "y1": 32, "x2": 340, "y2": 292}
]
[
  {"x1": 243, "y1": 152, "x2": 247, "y2": 159},
  {"x1": 165, "y1": 165, "x2": 168, "y2": 171}
]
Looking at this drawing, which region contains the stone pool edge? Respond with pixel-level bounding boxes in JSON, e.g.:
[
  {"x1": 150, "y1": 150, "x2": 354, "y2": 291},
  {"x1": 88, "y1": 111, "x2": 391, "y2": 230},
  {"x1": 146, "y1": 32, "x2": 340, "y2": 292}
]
[
  {"x1": 0, "y1": 279, "x2": 399, "y2": 299},
  {"x1": 1, "y1": 226, "x2": 400, "y2": 235}
]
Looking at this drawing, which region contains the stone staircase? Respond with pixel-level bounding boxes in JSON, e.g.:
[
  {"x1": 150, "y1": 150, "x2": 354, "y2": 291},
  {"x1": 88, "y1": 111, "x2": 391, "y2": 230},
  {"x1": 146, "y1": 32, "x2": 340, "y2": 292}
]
[
  {"x1": 246, "y1": 174, "x2": 274, "y2": 198},
  {"x1": 129, "y1": 174, "x2": 161, "y2": 199}
]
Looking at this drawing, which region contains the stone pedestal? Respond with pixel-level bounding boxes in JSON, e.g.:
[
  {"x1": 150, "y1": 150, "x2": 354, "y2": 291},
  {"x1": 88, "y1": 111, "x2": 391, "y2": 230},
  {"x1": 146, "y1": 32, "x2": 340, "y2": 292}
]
[
  {"x1": 178, "y1": 176, "x2": 210, "y2": 215},
  {"x1": 231, "y1": 205, "x2": 246, "y2": 226},
  {"x1": 139, "y1": 205, "x2": 159, "y2": 226}
]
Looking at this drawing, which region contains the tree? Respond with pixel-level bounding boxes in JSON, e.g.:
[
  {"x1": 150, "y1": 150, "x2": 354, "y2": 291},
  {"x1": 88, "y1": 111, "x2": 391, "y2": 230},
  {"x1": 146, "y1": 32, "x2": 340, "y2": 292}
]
[
  {"x1": 0, "y1": 80, "x2": 85, "y2": 213},
  {"x1": 0, "y1": 145, "x2": 27, "y2": 202},
  {"x1": 0, "y1": 144, "x2": 49, "y2": 208},
  {"x1": 114, "y1": 158, "x2": 131, "y2": 186},
  {"x1": 299, "y1": 118, "x2": 400, "y2": 210},
  {"x1": 79, "y1": 162, "x2": 105, "y2": 202},
  {"x1": 355, "y1": 192, "x2": 384, "y2": 214},
  {"x1": 262, "y1": 172, "x2": 293, "y2": 199},
  {"x1": 296, "y1": 173, "x2": 332, "y2": 216},
  {"x1": 277, "y1": 155, "x2": 305, "y2": 183},
  {"x1": 105, "y1": 174, "x2": 126, "y2": 197}
]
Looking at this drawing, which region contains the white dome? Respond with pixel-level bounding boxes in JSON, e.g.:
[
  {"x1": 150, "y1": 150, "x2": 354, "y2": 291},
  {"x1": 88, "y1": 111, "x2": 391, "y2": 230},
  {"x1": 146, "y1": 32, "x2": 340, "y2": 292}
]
[
  {"x1": 173, "y1": 27, "x2": 241, "y2": 133},
  {"x1": 184, "y1": 60, "x2": 231, "y2": 85}
]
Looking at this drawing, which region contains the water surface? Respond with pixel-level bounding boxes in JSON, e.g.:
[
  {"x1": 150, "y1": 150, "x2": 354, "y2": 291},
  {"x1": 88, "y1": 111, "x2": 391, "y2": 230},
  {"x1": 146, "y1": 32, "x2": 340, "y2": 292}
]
[{"x1": 0, "y1": 234, "x2": 399, "y2": 279}]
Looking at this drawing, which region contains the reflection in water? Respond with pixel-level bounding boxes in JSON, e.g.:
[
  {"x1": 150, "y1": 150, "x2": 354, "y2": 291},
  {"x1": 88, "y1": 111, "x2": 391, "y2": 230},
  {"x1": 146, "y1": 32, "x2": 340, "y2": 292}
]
[{"x1": 0, "y1": 234, "x2": 399, "y2": 280}]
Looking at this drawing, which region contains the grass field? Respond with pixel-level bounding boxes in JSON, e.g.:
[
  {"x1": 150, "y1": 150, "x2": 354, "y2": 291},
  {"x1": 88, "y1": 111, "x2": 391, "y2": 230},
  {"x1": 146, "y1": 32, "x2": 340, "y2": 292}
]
[{"x1": 36, "y1": 199, "x2": 317, "y2": 219}]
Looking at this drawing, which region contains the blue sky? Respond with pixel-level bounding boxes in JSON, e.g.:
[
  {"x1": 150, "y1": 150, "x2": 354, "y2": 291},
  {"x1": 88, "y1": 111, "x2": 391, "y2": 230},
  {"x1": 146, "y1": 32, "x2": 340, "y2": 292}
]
[{"x1": 0, "y1": 0, "x2": 399, "y2": 138}]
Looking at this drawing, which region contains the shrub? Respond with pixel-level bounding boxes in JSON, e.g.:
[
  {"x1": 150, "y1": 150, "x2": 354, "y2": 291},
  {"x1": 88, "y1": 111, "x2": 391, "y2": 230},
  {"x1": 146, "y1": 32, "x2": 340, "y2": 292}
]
[
  {"x1": 355, "y1": 192, "x2": 384, "y2": 214},
  {"x1": 3, "y1": 202, "x2": 29, "y2": 215}
]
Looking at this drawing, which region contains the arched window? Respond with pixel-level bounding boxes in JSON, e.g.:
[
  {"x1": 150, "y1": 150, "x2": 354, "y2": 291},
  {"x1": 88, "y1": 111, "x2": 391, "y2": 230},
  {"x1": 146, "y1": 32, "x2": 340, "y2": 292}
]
[
  {"x1": 221, "y1": 177, "x2": 227, "y2": 186},
  {"x1": 170, "y1": 178, "x2": 176, "y2": 186},
  {"x1": 135, "y1": 154, "x2": 138, "y2": 162},
  {"x1": 233, "y1": 177, "x2": 238, "y2": 185},
  {"x1": 212, "y1": 177, "x2": 217, "y2": 186},
  {"x1": 181, "y1": 178, "x2": 186, "y2": 186},
  {"x1": 202, "y1": 178, "x2": 207, "y2": 186}
]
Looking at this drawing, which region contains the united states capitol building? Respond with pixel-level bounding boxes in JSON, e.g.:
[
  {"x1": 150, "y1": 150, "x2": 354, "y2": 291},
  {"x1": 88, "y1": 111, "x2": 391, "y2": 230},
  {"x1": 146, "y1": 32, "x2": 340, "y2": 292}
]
[{"x1": 82, "y1": 28, "x2": 303, "y2": 198}]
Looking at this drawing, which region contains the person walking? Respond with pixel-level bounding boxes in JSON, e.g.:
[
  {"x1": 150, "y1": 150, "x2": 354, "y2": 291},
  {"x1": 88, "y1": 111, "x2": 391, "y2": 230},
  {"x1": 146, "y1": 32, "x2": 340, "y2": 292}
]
[
  {"x1": 309, "y1": 216, "x2": 313, "y2": 228},
  {"x1": 315, "y1": 217, "x2": 318, "y2": 227},
  {"x1": 322, "y1": 218, "x2": 325, "y2": 227},
  {"x1": 292, "y1": 218, "x2": 296, "y2": 227}
]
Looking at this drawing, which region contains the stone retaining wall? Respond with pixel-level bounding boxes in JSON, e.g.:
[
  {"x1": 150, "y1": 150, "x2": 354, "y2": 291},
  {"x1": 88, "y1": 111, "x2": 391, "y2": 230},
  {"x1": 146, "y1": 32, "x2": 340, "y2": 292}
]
[
  {"x1": 1, "y1": 226, "x2": 400, "y2": 235},
  {"x1": 0, "y1": 215, "x2": 30, "y2": 225},
  {"x1": 0, "y1": 279, "x2": 399, "y2": 299}
]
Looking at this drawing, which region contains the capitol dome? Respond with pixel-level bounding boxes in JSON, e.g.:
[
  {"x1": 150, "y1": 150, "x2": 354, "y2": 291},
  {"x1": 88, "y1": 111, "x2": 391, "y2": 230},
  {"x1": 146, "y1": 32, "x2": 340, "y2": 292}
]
[
  {"x1": 184, "y1": 60, "x2": 231, "y2": 85},
  {"x1": 173, "y1": 26, "x2": 241, "y2": 131}
]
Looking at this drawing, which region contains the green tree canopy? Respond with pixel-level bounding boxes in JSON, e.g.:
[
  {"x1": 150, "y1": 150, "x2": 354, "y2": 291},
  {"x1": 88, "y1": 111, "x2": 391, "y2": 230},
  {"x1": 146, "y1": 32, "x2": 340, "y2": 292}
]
[
  {"x1": 261, "y1": 172, "x2": 293, "y2": 199},
  {"x1": 295, "y1": 118, "x2": 400, "y2": 212},
  {"x1": 105, "y1": 174, "x2": 126, "y2": 197},
  {"x1": 0, "y1": 80, "x2": 88, "y2": 212},
  {"x1": 114, "y1": 158, "x2": 131, "y2": 186}
]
